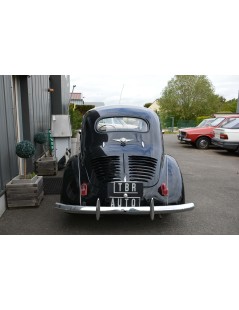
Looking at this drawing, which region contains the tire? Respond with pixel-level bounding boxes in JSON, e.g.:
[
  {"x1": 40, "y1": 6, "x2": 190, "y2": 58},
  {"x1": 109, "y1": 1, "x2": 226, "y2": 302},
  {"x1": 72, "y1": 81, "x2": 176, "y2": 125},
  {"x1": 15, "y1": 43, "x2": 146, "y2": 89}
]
[{"x1": 196, "y1": 137, "x2": 210, "y2": 149}]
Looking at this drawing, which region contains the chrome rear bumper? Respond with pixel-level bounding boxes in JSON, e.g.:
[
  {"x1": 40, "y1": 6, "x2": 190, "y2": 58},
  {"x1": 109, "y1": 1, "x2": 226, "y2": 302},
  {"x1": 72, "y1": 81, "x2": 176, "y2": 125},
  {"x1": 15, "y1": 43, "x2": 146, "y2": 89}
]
[{"x1": 55, "y1": 199, "x2": 195, "y2": 221}]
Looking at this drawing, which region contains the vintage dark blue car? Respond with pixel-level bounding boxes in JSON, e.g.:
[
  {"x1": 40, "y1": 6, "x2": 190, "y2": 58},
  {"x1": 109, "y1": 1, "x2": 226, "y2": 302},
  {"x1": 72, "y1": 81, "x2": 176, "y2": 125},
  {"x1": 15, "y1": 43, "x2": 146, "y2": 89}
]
[{"x1": 55, "y1": 106, "x2": 194, "y2": 220}]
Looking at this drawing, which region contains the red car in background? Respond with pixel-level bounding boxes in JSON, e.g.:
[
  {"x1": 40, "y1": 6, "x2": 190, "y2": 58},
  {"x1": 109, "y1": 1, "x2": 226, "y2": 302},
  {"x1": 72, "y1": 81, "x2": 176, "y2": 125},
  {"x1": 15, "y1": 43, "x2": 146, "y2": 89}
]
[{"x1": 177, "y1": 115, "x2": 239, "y2": 149}]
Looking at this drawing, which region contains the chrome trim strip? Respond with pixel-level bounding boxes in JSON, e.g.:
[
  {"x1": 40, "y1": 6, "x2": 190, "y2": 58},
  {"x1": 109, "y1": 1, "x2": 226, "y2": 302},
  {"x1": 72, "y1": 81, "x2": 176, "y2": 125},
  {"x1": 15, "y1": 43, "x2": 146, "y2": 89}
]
[{"x1": 55, "y1": 202, "x2": 195, "y2": 218}]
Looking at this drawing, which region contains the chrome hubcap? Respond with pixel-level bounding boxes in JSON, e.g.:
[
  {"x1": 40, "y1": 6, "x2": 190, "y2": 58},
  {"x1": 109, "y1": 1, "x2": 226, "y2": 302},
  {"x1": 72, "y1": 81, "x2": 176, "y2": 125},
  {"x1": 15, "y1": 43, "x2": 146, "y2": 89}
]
[{"x1": 199, "y1": 139, "x2": 208, "y2": 148}]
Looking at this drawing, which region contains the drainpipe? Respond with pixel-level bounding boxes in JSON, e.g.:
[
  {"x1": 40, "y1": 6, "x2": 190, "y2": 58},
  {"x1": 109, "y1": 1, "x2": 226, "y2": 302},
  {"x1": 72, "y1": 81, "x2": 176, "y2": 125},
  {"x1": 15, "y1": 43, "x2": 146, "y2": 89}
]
[{"x1": 68, "y1": 85, "x2": 76, "y2": 114}]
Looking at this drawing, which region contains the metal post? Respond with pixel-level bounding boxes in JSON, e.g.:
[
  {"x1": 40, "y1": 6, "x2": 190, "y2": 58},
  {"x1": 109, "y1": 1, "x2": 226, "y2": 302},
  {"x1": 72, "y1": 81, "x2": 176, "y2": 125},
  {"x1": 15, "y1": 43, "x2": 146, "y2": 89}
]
[
  {"x1": 171, "y1": 117, "x2": 174, "y2": 132},
  {"x1": 237, "y1": 90, "x2": 239, "y2": 113}
]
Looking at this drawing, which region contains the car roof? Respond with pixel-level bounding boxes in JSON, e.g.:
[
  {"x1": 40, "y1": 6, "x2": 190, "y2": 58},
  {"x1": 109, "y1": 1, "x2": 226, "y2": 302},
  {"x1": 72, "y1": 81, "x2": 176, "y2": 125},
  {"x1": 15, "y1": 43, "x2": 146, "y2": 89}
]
[
  {"x1": 216, "y1": 114, "x2": 239, "y2": 118},
  {"x1": 86, "y1": 105, "x2": 159, "y2": 121},
  {"x1": 92, "y1": 105, "x2": 152, "y2": 114}
]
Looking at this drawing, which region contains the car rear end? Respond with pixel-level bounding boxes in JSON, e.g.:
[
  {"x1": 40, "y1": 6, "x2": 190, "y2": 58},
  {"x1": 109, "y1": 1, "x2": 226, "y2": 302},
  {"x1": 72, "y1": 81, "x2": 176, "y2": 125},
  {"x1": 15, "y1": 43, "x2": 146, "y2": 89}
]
[
  {"x1": 212, "y1": 127, "x2": 239, "y2": 151},
  {"x1": 56, "y1": 106, "x2": 195, "y2": 220}
]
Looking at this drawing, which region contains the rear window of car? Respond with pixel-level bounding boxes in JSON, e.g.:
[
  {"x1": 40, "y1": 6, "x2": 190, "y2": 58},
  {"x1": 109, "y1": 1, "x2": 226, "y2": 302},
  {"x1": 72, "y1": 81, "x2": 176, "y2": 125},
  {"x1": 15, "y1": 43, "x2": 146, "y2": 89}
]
[
  {"x1": 222, "y1": 118, "x2": 239, "y2": 129},
  {"x1": 96, "y1": 117, "x2": 148, "y2": 132}
]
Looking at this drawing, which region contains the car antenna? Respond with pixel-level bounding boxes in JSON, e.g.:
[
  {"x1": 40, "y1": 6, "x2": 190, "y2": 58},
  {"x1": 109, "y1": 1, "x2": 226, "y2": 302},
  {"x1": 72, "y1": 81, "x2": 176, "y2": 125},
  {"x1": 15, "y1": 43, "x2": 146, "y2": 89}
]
[{"x1": 118, "y1": 84, "x2": 124, "y2": 104}]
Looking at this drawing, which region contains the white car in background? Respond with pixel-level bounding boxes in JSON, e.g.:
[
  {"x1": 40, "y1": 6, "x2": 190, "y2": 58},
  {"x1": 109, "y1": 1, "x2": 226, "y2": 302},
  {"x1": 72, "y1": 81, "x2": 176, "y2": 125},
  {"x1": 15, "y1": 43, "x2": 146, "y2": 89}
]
[{"x1": 212, "y1": 118, "x2": 239, "y2": 153}]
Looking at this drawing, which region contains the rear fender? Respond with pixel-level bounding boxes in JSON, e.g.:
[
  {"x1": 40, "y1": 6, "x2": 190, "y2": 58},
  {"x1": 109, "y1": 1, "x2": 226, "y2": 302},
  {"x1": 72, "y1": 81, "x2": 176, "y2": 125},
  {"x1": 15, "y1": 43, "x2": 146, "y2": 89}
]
[
  {"x1": 60, "y1": 156, "x2": 80, "y2": 204},
  {"x1": 159, "y1": 155, "x2": 185, "y2": 204}
]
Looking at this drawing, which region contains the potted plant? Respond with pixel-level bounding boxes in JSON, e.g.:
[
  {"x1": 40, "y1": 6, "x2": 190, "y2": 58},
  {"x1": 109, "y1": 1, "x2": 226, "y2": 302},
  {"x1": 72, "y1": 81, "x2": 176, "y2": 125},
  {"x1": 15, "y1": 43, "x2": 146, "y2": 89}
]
[
  {"x1": 34, "y1": 131, "x2": 58, "y2": 176},
  {"x1": 34, "y1": 132, "x2": 48, "y2": 157},
  {"x1": 6, "y1": 140, "x2": 44, "y2": 208}
]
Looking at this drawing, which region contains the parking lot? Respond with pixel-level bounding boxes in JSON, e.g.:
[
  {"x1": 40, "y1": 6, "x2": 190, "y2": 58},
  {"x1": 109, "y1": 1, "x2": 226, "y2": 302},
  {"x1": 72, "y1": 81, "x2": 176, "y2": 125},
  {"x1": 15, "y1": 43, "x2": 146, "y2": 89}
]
[{"x1": 0, "y1": 134, "x2": 238, "y2": 235}]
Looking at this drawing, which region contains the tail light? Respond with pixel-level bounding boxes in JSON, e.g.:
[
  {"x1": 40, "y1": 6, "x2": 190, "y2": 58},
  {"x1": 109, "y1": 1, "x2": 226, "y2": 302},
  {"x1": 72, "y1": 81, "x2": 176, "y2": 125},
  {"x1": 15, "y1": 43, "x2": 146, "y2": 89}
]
[
  {"x1": 158, "y1": 183, "x2": 169, "y2": 196},
  {"x1": 220, "y1": 133, "x2": 228, "y2": 140},
  {"x1": 81, "y1": 183, "x2": 88, "y2": 196}
]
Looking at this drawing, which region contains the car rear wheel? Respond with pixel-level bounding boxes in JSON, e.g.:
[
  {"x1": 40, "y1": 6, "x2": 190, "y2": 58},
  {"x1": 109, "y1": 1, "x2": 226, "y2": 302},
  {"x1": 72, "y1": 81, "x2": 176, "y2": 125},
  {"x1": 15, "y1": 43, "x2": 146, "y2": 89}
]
[{"x1": 196, "y1": 137, "x2": 210, "y2": 149}]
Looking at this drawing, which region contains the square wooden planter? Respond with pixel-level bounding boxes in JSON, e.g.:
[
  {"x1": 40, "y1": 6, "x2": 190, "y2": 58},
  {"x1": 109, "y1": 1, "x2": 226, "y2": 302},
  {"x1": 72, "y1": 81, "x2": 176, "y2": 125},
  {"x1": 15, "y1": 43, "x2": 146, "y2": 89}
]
[
  {"x1": 6, "y1": 175, "x2": 44, "y2": 208},
  {"x1": 35, "y1": 155, "x2": 58, "y2": 176}
]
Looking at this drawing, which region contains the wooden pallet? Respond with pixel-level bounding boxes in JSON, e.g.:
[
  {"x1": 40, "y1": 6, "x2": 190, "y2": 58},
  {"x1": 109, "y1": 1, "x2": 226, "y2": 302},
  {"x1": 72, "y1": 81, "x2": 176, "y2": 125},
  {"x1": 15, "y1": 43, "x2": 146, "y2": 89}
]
[
  {"x1": 35, "y1": 156, "x2": 58, "y2": 176},
  {"x1": 6, "y1": 176, "x2": 44, "y2": 208}
]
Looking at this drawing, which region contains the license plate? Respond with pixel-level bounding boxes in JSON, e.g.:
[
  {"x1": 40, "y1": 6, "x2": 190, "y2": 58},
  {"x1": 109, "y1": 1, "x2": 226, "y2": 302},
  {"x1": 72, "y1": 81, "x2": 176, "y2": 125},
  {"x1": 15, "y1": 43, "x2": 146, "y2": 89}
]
[
  {"x1": 108, "y1": 182, "x2": 143, "y2": 196},
  {"x1": 110, "y1": 197, "x2": 141, "y2": 207},
  {"x1": 108, "y1": 182, "x2": 143, "y2": 207}
]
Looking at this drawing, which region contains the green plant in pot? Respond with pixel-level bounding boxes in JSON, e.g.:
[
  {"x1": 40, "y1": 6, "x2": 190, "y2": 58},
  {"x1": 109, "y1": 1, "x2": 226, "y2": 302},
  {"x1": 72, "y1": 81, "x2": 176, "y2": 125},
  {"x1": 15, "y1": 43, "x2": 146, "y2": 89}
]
[
  {"x1": 16, "y1": 140, "x2": 35, "y2": 179},
  {"x1": 7, "y1": 140, "x2": 43, "y2": 208},
  {"x1": 34, "y1": 132, "x2": 48, "y2": 157}
]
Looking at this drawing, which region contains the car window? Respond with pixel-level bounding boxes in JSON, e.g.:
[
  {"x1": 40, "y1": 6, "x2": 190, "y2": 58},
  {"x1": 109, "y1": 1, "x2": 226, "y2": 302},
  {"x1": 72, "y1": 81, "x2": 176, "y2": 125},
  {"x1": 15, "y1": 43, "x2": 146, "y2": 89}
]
[
  {"x1": 197, "y1": 120, "x2": 207, "y2": 127},
  {"x1": 96, "y1": 117, "x2": 148, "y2": 132},
  {"x1": 100, "y1": 118, "x2": 113, "y2": 124},
  {"x1": 210, "y1": 117, "x2": 225, "y2": 126},
  {"x1": 220, "y1": 118, "x2": 237, "y2": 127},
  {"x1": 113, "y1": 118, "x2": 125, "y2": 125},
  {"x1": 222, "y1": 118, "x2": 239, "y2": 129},
  {"x1": 197, "y1": 118, "x2": 215, "y2": 127}
]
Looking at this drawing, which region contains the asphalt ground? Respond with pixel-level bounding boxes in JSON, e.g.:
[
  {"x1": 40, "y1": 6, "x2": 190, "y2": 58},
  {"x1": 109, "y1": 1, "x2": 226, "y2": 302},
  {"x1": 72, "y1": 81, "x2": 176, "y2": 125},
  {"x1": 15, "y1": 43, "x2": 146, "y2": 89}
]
[{"x1": 0, "y1": 134, "x2": 238, "y2": 235}]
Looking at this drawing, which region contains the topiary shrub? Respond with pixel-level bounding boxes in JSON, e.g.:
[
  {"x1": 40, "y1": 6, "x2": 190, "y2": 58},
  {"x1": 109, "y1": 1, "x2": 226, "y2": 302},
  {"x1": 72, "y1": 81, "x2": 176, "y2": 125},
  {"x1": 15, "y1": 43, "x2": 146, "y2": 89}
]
[
  {"x1": 34, "y1": 132, "x2": 47, "y2": 144},
  {"x1": 34, "y1": 132, "x2": 48, "y2": 156},
  {"x1": 16, "y1": 140, "x2": 35, "y2": 178}
]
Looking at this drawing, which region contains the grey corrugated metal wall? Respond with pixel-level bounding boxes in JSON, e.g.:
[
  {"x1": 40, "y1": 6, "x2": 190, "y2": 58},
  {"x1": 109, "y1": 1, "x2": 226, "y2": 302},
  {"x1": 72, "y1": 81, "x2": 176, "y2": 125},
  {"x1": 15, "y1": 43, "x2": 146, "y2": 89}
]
[
  {"x1": 61, "y1": 75, "x2": 70, "y2": 114},
  {"x1": 26, "y1": 75, "x2": 51, "y2": 163},
  {"x1": 0, "y1": 76, "x2": 18, "y2": 194},
  {"x1": 0, "y1": 75, "x2": 69, "y2": 194},
  {"x1": 50, "y1": 75, "x2": 70, "y2": 115},
  {"x1": 27, "y1": 75, "x2": 51, "y2": 139}
]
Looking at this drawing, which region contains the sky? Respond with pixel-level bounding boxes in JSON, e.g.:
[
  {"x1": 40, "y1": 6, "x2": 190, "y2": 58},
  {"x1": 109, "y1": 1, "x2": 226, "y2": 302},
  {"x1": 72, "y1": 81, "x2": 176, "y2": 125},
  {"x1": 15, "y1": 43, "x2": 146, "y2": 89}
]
[{"x1": 70, "y1": 74, "x2": 239, "y2": 106}]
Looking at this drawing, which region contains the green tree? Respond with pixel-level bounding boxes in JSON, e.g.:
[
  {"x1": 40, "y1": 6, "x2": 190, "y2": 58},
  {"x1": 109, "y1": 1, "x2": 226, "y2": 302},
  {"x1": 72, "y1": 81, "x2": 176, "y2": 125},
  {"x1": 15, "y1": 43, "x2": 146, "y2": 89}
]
[
  {"x1": 69, "y1": 104, "x2": 95, "y2": 137},
  {"x1": 159, "y1": 75, "x2": 220, "y2": 122},
  {"x1": 218, "y1": 98, "x2": 237, "y2": 113},
  {"x1": 69, "y1": 104, "x2": 83, "y2": 137}
]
